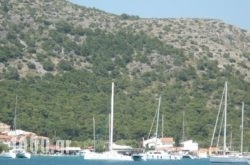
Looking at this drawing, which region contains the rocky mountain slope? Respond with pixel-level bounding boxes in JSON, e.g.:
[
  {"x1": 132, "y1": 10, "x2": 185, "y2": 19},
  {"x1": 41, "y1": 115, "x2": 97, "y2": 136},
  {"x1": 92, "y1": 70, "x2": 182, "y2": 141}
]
[{"x1": 0, "y1": 0, "x2": 250, "y2": 80}]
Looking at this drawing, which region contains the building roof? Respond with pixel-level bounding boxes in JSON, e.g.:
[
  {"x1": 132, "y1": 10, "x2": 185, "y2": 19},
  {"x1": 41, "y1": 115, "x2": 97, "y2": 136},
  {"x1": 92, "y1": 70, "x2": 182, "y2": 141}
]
[
  {"x1": 7, "y1": 130, "x2": 36, "y2": 136},
  {"x1": 112, "y1": 143, "x2": 132, "y2": 150},
  {"x1": 199, "y1": 148, "x2": 208, "y2": 152},
  {"x1": 160, "y1": 137, "x2": 174, "y2": 143},
  {"x1": 0, "y1": 134, "x2": 12, "y2": 140}
]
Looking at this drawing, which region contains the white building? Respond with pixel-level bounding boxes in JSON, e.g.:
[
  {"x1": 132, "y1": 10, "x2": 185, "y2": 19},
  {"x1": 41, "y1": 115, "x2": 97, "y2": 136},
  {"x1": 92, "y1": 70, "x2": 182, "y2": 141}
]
[
  {"x1": 143, "y1": 137, "x2": 175, "y2": 150},
  {"x1": 181, "y1": 140, "x2": 198, "y2": 152}
]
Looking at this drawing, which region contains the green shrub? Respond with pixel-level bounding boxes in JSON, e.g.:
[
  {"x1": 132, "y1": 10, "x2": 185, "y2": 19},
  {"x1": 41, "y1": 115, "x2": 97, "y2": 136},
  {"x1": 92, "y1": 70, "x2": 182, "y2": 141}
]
[
  {"x1": 58, "y1": 60, "x2": 73, "y2": 71},
  {"x1": 27, "y1": 62, "x2": 36, "y2": 69},
  {"x1": 42, "y1": 60, "x2": 55, "y2": 71},
  {"x1": 0, "y1": 143, "x2": 9, "y2": 153}
]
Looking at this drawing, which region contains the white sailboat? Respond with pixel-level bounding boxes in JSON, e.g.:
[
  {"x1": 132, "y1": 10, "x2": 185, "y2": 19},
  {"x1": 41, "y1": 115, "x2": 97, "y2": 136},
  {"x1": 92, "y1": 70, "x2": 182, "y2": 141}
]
[
  {"x1": 133, "y1": 95, "x2": 180, "y2": 161},
  {"x1": 0, "y1": 148, "x2": 31, "y2": 159},
  {"x1": 83, "y1": 82, "x2": 133, "y2": 161},
  {"x1": 14, "y1": 95, "x2": 31, "y2": 159},
  {"x1": 1, "y1": 96, "x2": 31, "y2": 159},
  {"x1": 0, "y1": 149, "x2": 16, "y2": 159},
  {"x1": 15, "y1": 149, "x2": 31, "y2": 159},
  {"x1": 209, "y1": 82, "x2": 248, "y2": 163}
]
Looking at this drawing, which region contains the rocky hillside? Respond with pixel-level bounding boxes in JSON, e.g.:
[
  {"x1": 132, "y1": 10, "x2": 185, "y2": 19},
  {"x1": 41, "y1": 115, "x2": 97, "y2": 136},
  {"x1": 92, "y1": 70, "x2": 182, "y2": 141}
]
[{"x1": 0, "y1": 0, "x2": 250, "y2": 80}]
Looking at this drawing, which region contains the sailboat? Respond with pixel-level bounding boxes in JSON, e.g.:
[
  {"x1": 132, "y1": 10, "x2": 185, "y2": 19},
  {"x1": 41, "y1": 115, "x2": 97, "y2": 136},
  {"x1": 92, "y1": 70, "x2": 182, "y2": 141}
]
[
  {"x1": 209, "y1": 82, "x2": 248, "y2": 163},
  {"x1": 0, "y1": 149, "x2": 16, "y2": 159},
  {"x1": 83, "y1": 82, "x2": 133, "y2": 161},
  {"x1": 133, "y1": 95, "x2": 180, "y2": 161},
  {"x1": 1, "y1": 96, "x2": 31, "y2": 159},
  {"x1": 13, "y1": 95, "x2": 31, "y2": 159}
]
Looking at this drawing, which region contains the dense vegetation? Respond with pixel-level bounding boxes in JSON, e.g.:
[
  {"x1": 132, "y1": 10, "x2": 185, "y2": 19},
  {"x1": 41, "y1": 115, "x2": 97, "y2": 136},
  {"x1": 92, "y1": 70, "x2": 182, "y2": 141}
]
[
  {"x1": 1, "y1": 55, "x2": 250, "y2": 149},
  {"x1": 0, "y1": 0, "x2": 250, "y2": 151}
]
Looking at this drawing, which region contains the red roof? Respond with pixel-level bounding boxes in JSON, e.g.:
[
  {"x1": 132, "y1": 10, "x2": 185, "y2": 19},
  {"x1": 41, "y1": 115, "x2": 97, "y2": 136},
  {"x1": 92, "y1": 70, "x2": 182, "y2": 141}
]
[
  {"x1": 0, "y1": 134, "x2": 12, "y2": 140},
  {"x1": 160, "y1": 137, "x2": 174, "y2": 143}
]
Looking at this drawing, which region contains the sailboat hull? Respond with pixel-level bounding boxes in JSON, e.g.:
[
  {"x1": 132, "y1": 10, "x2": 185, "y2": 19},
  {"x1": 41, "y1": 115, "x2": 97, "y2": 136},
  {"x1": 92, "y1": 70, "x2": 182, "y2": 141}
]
[
  {"x1": 15, "y1": 149, "x2": 31, "y2": 159},
  {"x1": 83, "y1": 150, "x2": 132, "y2": 161},
  {"x1": 209, "y1": 155, "x2": 249, "y2": 163},
  {"x1": 0, "y1": 151, "x2": 16, "y2": 159}
]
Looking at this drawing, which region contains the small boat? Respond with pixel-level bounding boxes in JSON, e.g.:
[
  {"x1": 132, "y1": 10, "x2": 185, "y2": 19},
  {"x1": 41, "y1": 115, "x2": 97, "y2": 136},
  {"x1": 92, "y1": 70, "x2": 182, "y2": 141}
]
[
  {"x1": 0, "y1": 149, "x2": 16, "y2": 159},
  {"x1": 1, "y1": 148, "x2": 31, "y2": 159},
  {"x1": 15, "y1": 149, "x2": 31, "y2": 159},
  {"x1": 182, "y1": 153, "x2": 198, "y2": 159},
  {"x1": 144, "y1": 150, "x2": 173, "y2": 160},
  {"x1": 132, "y1": 153, "x2": 146, "y2": 161},
  {"x1": 132, "y1": 150, "x2": 182, "y2": 161}
]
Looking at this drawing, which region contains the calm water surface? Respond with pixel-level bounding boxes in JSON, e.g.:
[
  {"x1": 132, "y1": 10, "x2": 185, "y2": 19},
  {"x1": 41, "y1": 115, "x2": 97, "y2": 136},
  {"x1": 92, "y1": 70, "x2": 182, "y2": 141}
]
[{"x1": 0, "y1": 156, "x2": 246, "y2": 165}]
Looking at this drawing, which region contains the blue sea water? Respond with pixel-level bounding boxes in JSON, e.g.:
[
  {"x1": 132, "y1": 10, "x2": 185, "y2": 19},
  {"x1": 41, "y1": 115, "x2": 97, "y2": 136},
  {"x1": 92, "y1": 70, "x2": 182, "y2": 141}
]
[{"x1": 0, "y1": 156, "x2": 247, "y2": 165}]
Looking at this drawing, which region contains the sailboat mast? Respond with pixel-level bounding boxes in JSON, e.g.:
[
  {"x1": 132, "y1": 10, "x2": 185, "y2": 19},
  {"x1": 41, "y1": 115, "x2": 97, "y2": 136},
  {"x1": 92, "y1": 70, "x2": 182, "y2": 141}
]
[
  {"x1": 109, "y1": 82, "x2": 114, "y2": 151},
  {"x1": 223, "y1": 81, "x2": 228, "y2": 155},
  {"x1": 14, "y1": 95, "x2": 17, "y2": 132},
  {"x1": 155, "y1": 95, "x2": 161, "y2": 138},
  {"x1": 93, "y1": 116, "x2": 96, "y2": 151},
  {"x1": 182, "y1": 111, "x2": 185, "y2": 141},
  {"x1": 161, "y1": 114, "x2": 164, "y2": 138},
  {"x1": 241, "y1": 102, "x2": 244, "y2": 154},
  {"x1": 210, "y1": 87, "x2": 225, "y2": 148}
]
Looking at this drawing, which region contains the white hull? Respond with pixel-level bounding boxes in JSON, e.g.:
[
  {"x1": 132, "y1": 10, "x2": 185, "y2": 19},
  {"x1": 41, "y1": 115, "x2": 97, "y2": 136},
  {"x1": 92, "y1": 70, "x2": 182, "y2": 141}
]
[
  {"x1": 0, "y1": 151, "x2": 16, "y2": 159},
  {"x1": 209, "y1": 155, "x2": 249, "y2": 163},
  {"x1": 138, "y1": 151, "x2": 182, "y2": 160},
  {"x1": 182, "y1": 154, "x2": 198, "y2": 159},
  {"x1": 1, "y1": 149, "x2": 31, "y2": 159},
  {"x1": 83, "y1": 150, "x2": 132, "y2": 161},
  {"x1": 132, "y1": 153, "x2": 147, "y2": 161},
  {"x1": 15, "y1": 149, "x2": 31, "y2": 159}
]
